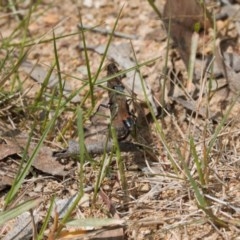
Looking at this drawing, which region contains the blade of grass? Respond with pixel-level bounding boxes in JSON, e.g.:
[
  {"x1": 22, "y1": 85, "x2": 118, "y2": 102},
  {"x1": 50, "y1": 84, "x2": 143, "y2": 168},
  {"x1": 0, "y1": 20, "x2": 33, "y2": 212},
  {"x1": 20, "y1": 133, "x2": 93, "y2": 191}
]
[
  {"x1": 92, "y1": 4, "x2": 125, "y2": 86},
  {"x1": 177, "y1": 147, "x2": 228, "y2": 228},
  {"x1": 58, "y1": 4, "x2": 127, "y2": 140},
  {"x1": 5, "y1": 33, "x2": 65, "y2": 205},
  {"x1": 93, "y1": 138, "x2": 113, "y2": 203},
  {"x1": 189, "y1": 136, "x2": 205, "y2": 185},
  {"x1": 0, "y1": 198, "x2": 41, "y2": 226},
  {"x1": 207, "y1": 97, "x2": 238, "y2": 156},
  {"x1": 111, "y1": 126, "x2": 129, "y2": 205},
  {"x1": 2, "y1": 2, "x2": 49, "y2": 49},
  {"x1": 53, "y1": 30, "x2": 64, "y2": 94},
  {"x1": 33, "y1": 64, "x2": 56, "y2": 105},
  {"x1": 9, "y1": 30, "x2": 89, "y2": 48},
  {"x1": 176, "y1": 146, "x2": 205, "y2": 202},
  {"x1": 4, "y1": 96, "x2": 63, "y2": 205},
  {"x1": 96, "y1": 56, "x2": 161, "y2": 87},
  {"x1": 0, "y1": 50, "x2": 28, "y2": 87},
  {"x1": 78, "y1": 5, "x2": 125, "y2": 119},
  {"x1": 130, "y1": 43, "x2": 181, "y2": 175},
  {"x1": 37, "y1": 196, "x2": 56, "y2": 240},
  {"x1": 76, "y1": 106, "x2": 85, "y2": 194},
  {"x1": 147, "y1": 0, "x2": 162, "y2": 19},
  {"x1": 79, "y1": 14, "x2": 94, "y2": 106},
  {"x1": 55, "y1": 106, "x2": 85, "y2": 237},
  {"x1": 160, "y1": 15, "x2": 171, "y2": 117}
]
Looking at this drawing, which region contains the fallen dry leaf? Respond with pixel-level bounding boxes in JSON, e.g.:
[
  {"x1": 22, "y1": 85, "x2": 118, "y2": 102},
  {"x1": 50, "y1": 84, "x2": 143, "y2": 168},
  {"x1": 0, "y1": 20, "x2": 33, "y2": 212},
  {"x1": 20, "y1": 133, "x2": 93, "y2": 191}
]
[
  {"x1": 0, "y1": 140, "x2": 22, "y2": 160},
  {"x1": 20, "y1": 60, "x2": 81, "y2": 103},
  {"x1": 31, "y1": 144, "x2": 71, "y2": 176},
  {"x1": 0, "y1": 132, "x2": 70, "y2": 190},
  {"x1": 2, "y1": 210, "x2": 39, "y2": 240},
  {"x1": 214, "y1": 38, "x2": 240, "y2": 95},
  {"x1": 163, "y1": 0, "x2": 212, "y2": 68}
]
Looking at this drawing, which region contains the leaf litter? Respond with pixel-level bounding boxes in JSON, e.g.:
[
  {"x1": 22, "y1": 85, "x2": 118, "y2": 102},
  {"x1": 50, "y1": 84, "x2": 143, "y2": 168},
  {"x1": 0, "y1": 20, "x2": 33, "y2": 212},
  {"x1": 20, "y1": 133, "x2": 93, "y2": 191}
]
[{"x1": 2, "y1": 0, "x2": 240, "y2": 239}]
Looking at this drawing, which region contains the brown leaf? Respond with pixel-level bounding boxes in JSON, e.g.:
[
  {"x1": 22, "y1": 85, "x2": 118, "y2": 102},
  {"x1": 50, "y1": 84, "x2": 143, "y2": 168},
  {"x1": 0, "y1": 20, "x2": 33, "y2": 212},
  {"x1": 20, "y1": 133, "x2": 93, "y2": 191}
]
[
  {"x1": 0, "y1": 140, "x2": 21, "y2": 160},
  {"x1": 163, "y1": 0, "x2": 212, "y2": 67},
  {"x1": 215, "y1": 38, "x2": 240, "y2": 95},
  {"x1": 20, "y1": 60, "x2": 81, "y2": 103},
  {"x1": 171, "y1": 96, "x2": 214, "y2": 119},
  {"x1": 31, "y1": 145, "x2": 70, "y2": 176},
  {"x1": 0, "y1": 138, "x2": 24, "y2": 189},
  {"x1": 99, "y1": 189, "x2": 119, "y2": 218},
  {"x1": 0, "y1": 133, "x2": 70, "y2": 189},
  {"x1": 3, "y1": 211, "x2": 40, "y2": 240}
]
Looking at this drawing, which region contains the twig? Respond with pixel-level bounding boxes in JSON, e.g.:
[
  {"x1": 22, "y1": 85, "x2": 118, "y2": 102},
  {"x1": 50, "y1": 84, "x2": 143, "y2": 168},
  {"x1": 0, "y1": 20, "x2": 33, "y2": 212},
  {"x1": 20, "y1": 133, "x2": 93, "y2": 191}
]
[
  {"x1": 53, "y1": 139, "x2": 140, "y2": 159},
  {"x1": 205, "y1": 194, "x2": 240, "y2": 213},
  {"x1": 78, "y1": 24, "x2": 138, "y2": 40}
]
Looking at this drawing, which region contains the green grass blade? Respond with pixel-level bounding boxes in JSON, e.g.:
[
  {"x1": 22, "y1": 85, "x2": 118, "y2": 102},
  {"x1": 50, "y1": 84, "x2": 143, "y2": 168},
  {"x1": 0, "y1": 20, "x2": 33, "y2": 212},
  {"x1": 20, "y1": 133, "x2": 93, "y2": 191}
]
[
  {"x1": 177, "y1": 147, "x2": 208, "y2": 208},
  {"x1": 55, "y1": 107, "x2": 85, "y2": 237},
  {"x1": 0, "y1": 198, "x2": 41, "y2": 226},
  {"x1": 79, "y1": 5, "x2": 125, "y2": 119},
  {"x1": 111, "y1": 126, "x2": 129, "y2": 204},
  {"x1": 5, "y1": 56, "x2": 65, "y2": 205},
  {"x1": 207, "y1": 97, "x2": 238, "y2": 155},
  {"x1": 77, "y1": 106, "x2": 85, "y2": 194},
  {"x1": 93, "y1": 142, "x2": 112, "y2": 203},
  {"x1": 5, "y1": 106, "x2": 62, "y2": 204},
  {"x1": 52, "y1": 30, "x2": 64, "y2": 94},
  {"x1": 0, "y1": 50, "x2": 28, "y2": 87},
  {"x1": 78, "y1": 14, "x2": 94, "y2": 106},
  {"x1": 131, "y1": 48, "x2": 180, "y2": 174},
  {"x1": 189, "y1": 136, "x2": 205, "y2": 185},
  {"x1": 92, "y1": 5, "x2": 124, "y2": 85},
  {"x1": 37, "y1": 196, "x2": 55, "y2": 240},
  {"x1": 147, "y1": 0, "x2": 162, "y2": 19}
]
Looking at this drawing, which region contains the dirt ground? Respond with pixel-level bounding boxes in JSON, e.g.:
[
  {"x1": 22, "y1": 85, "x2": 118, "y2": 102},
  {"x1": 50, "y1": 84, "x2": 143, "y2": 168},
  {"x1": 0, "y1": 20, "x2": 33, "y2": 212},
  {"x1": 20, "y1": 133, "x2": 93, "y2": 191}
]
[{"x1": 1, "y1": 0, "x2": 240, "y2": 239}]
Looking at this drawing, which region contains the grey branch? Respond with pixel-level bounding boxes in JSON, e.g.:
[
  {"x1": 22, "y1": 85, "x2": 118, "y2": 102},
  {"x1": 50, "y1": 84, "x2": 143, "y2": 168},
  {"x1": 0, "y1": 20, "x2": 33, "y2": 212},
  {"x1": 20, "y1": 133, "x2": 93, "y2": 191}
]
[{"x1": 53, "y1": 139, "x2": 140, "y2": 159}]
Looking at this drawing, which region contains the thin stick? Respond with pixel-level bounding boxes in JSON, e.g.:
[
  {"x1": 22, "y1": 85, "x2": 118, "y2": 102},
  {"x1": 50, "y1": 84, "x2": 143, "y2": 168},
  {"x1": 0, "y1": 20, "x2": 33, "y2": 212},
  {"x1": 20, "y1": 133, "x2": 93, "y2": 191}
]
[
  {"x1": 78, "y1": 24, "x2": 138, "y2": 40},
  {"x1": 53, "y1": 139, "x2": 140, "y2": 158}
]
